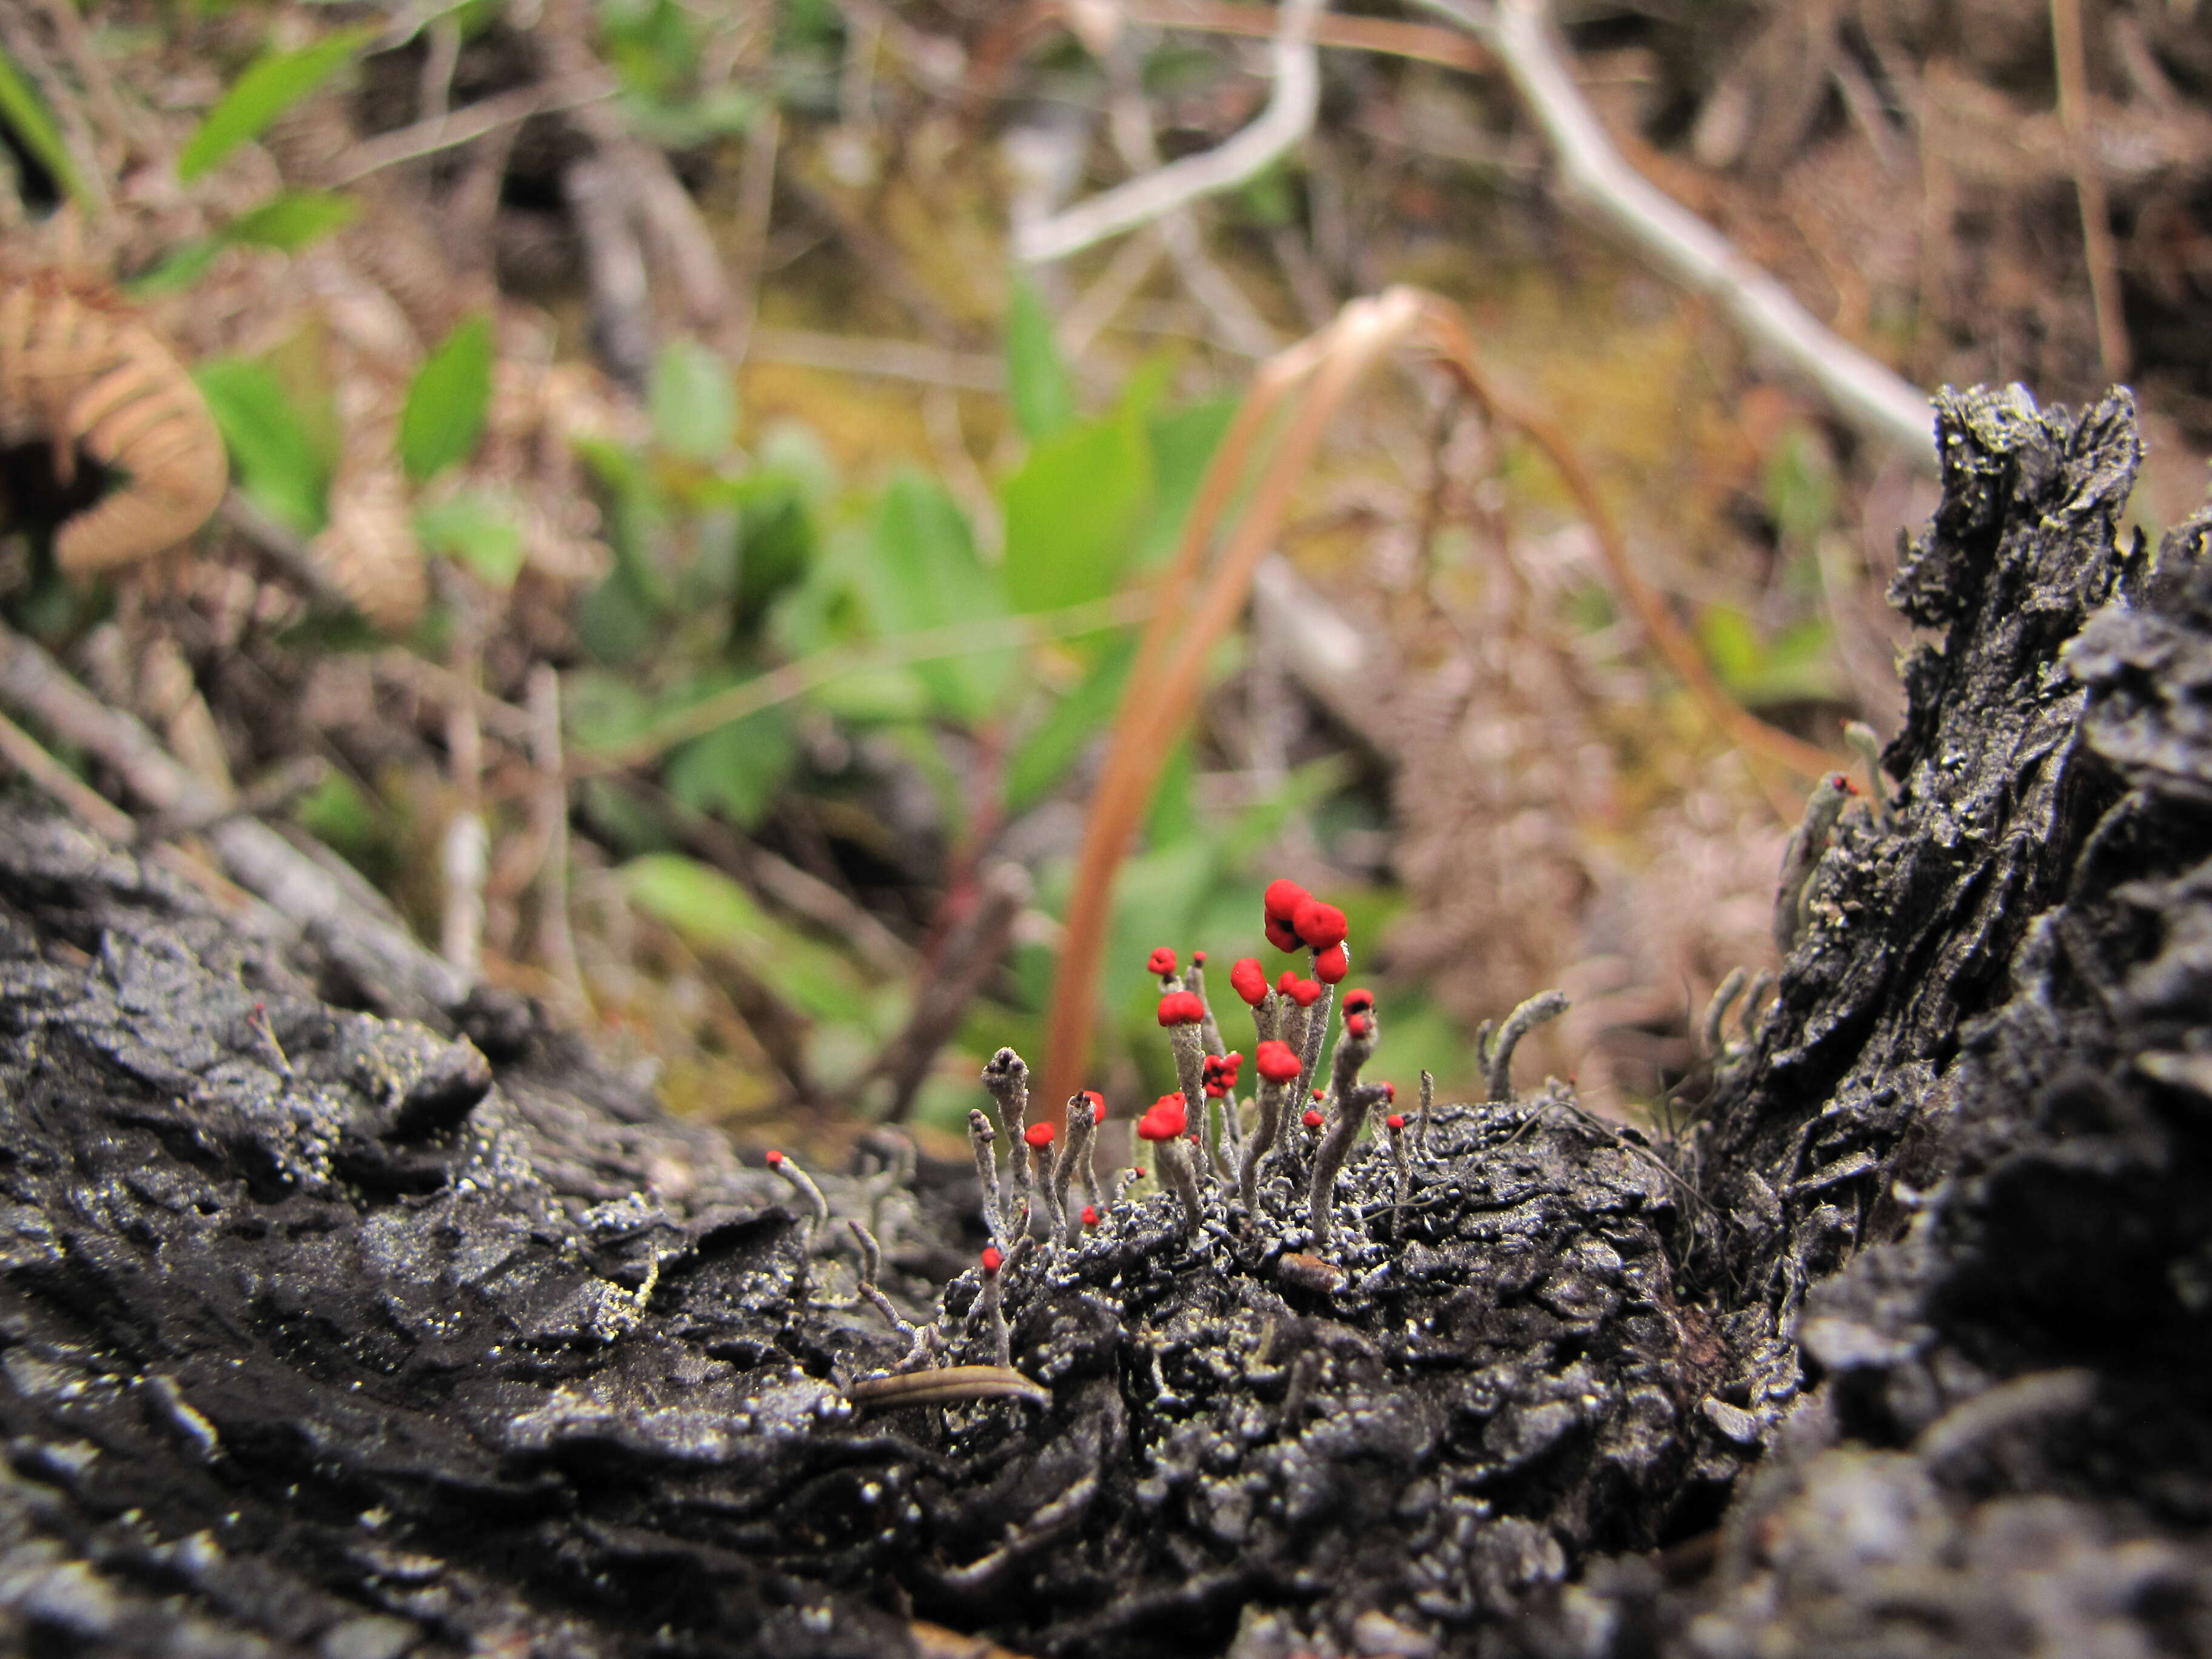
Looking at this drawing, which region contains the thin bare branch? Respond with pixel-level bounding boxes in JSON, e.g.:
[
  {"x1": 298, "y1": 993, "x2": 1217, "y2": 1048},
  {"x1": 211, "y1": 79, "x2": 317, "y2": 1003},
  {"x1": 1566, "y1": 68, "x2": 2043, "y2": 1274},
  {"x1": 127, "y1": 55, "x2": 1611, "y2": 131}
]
[
  {"x1": 2050, "y1": 0, "x2": 2130, "y2": 380},
  {"x1": 528, "y1": 665, "x2": 591, "y2": 1021},
  {"x1": 332, "y1": 79, "x2": 613, "y2": 184},
  {"x1": 0, "y1": 623, "x2": 467, "y2": 1021},
  {"x1": 746, "y1": 327, "x2": 1004, "y2": 392},
  {"x1": 1016, "y1": 0, "x2": 1325, "y2": 264},
  {"x1": 1404, "y1": 0, "x2": 1938, "y2": 468}
]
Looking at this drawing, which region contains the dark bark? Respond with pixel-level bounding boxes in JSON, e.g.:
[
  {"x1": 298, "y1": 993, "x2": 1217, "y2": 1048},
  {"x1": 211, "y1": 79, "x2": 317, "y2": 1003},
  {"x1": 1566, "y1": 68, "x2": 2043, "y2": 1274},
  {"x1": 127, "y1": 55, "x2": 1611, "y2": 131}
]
[{"x1": 0, "y1": 386, "x2": 2207, "y2": 1659}]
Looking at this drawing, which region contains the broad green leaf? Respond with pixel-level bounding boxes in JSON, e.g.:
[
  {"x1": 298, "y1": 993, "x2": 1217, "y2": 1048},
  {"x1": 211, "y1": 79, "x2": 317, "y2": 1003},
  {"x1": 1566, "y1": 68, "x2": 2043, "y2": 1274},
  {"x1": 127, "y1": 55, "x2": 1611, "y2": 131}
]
[
  {"x1": 1140, "y1": 396, "x2": 1237, "y2": 565},
  {"x1": 399, "y1": 315, "x2": 495, "y2": 483},
  {"x1": 619, "y1": 853, "x2": 865, "y2": 1017},
  {"x1": 1695, "y1": 606, "x2": 1762, "y2": 691},
  {"x1": 665, "y1": 708, "x2": 796, "y2": 830},
  {"x1": 414, "y1": 491, "x2": 525, "y2": 589},
  {"x1": 0, "y1": 46, "x2": 85, "y2": 204},
  {"x1": 619, "y1": 85, "x2": 757, "y2": 149},
  {"x1": 802, "y1": 665, "x2": 931, "y2": 723},
  {"x1": 178, "y1": 28, "x2": 372, "y2": 182},
  {"x1": 1765, "y1": 423, "x2": 1838, "y2": 551},
  {"x1": 226, "y1": 189, "x2": 358, "y2": 251},
  {"x1": 648, "y1": 337, "x2": 735, "y2": 461},
  {"x1": 868, "y1": 471, "x2": 1008, "y2": 722},
  {"x1": 1145, "y1": 736, "x2": 1197, "y2": 847},
  {"x1": 1000, "y1": 407, "x2": 1152, "y2": 613},
  {"x1": 193, "y1": 358, "x2": 330, "y2": 534},
  {"x1": 577, "y1": 572, "x2": 657, "y2": 665},
  {"x1": 622, "y1": 852, "x2": 773, "y2": 953},
  {"x1": 1003, "y1": 638, "x2": 1132, "y2": 812},
  {"x1": 1218, "y1": 755, "x2": 1350, "y2": 865},
  {"x1": 1004, "y1": 281, "x2": 1074, "y2": 443}
]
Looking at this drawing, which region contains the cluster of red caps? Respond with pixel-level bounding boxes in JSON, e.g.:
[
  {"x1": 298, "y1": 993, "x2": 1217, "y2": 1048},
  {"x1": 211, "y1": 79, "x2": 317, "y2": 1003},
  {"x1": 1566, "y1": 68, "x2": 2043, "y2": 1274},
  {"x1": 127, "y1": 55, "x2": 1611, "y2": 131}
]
[
  {"x1": 1342, "y1": 986, "x2": 1375, "y2": 1039},
  {"x1": 1201, "y1": 1051, "x2": 1243, "y2": 1098},
  {"x1": 1156, "y1": 988, "x2": 1205, "y2": 1027},
  {"x1": 1136, "y1": 1092, "x2": 1188, "y2": 1142},
  {"x1": 1261, "y1": 878, "x2": 1350, "y2": 981}
]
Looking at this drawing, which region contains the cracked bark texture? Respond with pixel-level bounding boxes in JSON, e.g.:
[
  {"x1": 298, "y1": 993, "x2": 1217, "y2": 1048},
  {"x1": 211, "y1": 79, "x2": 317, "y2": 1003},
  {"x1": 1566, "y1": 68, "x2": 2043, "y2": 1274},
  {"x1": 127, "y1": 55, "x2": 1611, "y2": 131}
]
[{"x1": 0, "y1": 385, "x2": 2208, "y2": 1659}]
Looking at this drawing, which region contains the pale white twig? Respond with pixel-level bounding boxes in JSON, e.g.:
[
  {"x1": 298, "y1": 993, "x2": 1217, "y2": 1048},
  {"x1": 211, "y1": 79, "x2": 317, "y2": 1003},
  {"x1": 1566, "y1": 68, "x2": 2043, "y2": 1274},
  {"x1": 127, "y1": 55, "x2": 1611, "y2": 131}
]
[
  {"x1": 332, "y1": 81, "x2": 612, "y2": 184},
  {"x1": 1016, "y1": 0, "x2": 1326, "y2": 266},
  {"x1": 746, "y1": 327, "x2": 1003, "y2": 392},
  {"x1": 1404, "y1": 0, "x2": 1938, "y2": 469},
  {"x1": 1103, "y1": 45, "x2": 1278, "y2": 357}
]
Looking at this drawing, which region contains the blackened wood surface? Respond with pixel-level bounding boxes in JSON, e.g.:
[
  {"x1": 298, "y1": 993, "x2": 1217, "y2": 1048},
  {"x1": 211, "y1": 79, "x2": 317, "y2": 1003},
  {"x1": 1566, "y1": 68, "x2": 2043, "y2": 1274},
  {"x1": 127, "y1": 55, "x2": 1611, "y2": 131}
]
[{"x1": 0, "y1": 386, "x2": 2205, "y2": 1659}]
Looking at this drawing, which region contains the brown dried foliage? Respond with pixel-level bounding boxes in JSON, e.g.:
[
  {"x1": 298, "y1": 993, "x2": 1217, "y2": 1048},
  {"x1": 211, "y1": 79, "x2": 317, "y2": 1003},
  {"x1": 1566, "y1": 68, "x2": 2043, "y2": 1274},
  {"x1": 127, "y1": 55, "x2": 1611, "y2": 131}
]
[{"x1": 0, "y1": 270, "x2": 227, "y2": 575}]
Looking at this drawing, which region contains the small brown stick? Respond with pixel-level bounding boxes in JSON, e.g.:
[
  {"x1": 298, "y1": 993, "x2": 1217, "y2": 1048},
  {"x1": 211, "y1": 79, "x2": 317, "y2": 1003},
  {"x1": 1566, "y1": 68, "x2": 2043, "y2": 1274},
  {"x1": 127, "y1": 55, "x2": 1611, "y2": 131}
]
[
  {"x1": 0, "y1": 709, "x2": 256, "y2": 914},
  {"x1": 1416, "y1": 304, "x2": 1834, "y2": 815},
  {"x1": 333, "y1": 79, "x2": 612, "y2": 184},
  {"x1": 848, "y1": 1365, "x2": 1048, "y2": 1410},
  {"x1": 526, "y1": 665, "x2": 589, "y2": 1019},
  {"x1": 725, "y1": 106, "x2": 782, "y2": 366},
  {"x1": 438, "y1": 578, "x2": 488, "y2": 982},
  {"x1": 135, "y1": 756, "x2": 326, "y2": 846},
  {"x1": 2049, "y1": 0, "x2": 2130, "y2": 381},
  {"x1": 0, "y1": 623, "x2": 465, "y2": 1018}
]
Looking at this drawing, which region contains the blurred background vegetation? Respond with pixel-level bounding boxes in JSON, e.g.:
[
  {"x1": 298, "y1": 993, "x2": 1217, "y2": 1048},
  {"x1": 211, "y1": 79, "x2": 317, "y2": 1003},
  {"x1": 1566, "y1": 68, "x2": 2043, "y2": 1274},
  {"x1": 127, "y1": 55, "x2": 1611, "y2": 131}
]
[{"x1": 0, "y1": 0, "x2": 2205, "y2": 1165}]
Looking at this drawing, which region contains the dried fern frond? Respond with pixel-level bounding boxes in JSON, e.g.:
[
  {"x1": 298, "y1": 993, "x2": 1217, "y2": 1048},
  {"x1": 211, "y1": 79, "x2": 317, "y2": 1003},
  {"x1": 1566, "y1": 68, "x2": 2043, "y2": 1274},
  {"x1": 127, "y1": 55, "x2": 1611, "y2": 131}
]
[
  {"x1": 0, "y1": 270, "x2": 227, "y2": 575},
  {"x1": 313, "y1": 465, "x2": 427, "y2": 632}
]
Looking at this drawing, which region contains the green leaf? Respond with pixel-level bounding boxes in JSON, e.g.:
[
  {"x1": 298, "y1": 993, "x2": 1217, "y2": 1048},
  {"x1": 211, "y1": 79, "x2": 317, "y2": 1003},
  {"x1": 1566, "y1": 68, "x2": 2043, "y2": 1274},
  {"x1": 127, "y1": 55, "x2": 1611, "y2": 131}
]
[
  {"x1": 1000, "y1": 406, "x2": 1153, "y2": 613},
  {"x1": 1004, "y1": 638, "x2": 1132, "y2": 813},
  {"x1": 226, "y1": 188, "x2": 359, "y2": 251},
  {"x1": 1145, "y1": 737, "x2": 1197, "y2": 847},
  {"x1": 1696, "y1": 606, "x2": 1763, "y2": 691},
  {"x1": 648, "y1": 337, "x2": 735, "y2": 461},
  {"x1": 126, "y1": 240, "x2": 224, "y2": 298},
  {"x1": 1004, "y1": 281, "x2": 1074, "y2": 443},
  {"x1": 1765, "y1": 422, "x2": 1838, "y2": 552},
  {"x1": 0, "y1": 45, "x2": 85, "y2": 204},
  {"x1": 665, "y1": 708, "x2": 796, "y2": 830},
  {"x1": 1141, "y1": 396, "x2": 1236, "y2": 566},
  {"x1": 414, "y1": 491, "x2": 525, "y2": 589},
  {"x1": 622, "y1": 851, "x2": 773, "y2": 953},
  {"x1": 399, "y1": 315, "x2": 495, "y2": 483},
  {"x1": 619, "y1": 852, "x2": 866, "y2": 1017},
  {"x1": 867, "y1": 472, "x2": 1008, "y2": 722},
  {"x1": 193, "y1": 358, "x2": 330, "y2": 534},
  {"x1": 178, "y1": 28, "x2": 372, "y2": 183}
]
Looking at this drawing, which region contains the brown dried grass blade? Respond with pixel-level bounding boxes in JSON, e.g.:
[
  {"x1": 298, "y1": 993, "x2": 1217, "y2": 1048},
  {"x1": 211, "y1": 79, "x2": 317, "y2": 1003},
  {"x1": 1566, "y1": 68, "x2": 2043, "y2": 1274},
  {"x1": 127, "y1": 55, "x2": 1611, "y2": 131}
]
[{"x1": 847, "y1": 1365, "x2": 1051, "y2": 1409}]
